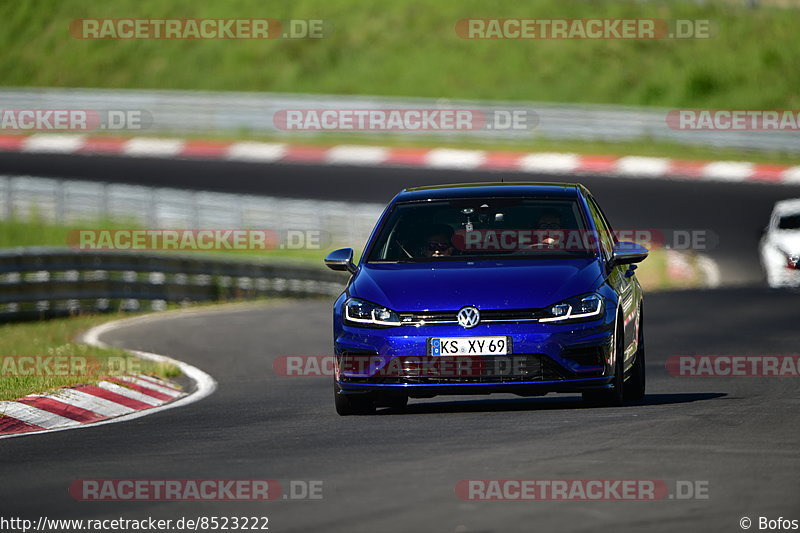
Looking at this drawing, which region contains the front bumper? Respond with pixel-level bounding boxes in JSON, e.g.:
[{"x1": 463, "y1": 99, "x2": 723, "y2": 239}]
[{"x1": 334, "y1": 313, "x2": 616, "y2": 397}]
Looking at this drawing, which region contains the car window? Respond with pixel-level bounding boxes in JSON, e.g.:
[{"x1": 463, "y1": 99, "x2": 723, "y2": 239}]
[
  {"x1": 778, "y1": 213, "x2": 800, "y2": 230},
  {"x1": 366, "y1": 197, "x2": 596, "y2": 262},
  {"x1": 585, "y1": 196, "x2": 614, "y2": 260}
]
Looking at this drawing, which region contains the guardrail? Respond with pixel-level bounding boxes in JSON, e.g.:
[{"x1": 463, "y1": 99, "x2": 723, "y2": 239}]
[
  {"x1": 0, "y1": 175, "x2": 384, "y2": 247},
  {"x1": 1, "y1": 88, "x2": 797, "y2": 153},
  {"x1": 0, "y1": 175, "x2": 374, "y2": 322},
  {"x1": 0, "y1": 247, "x2": 348, "y2": 322}
]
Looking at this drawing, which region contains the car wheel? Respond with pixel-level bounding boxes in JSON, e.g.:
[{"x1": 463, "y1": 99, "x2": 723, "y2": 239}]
[
  {"x1": 583, "y1": 318, "x2": 624, "y2": 407},
  {"x1": 334, "y1": 382, "x2": 376, "y2": 416},
  {"x1": 623, "y1": 306, "x2": 646, "y2": 403}
]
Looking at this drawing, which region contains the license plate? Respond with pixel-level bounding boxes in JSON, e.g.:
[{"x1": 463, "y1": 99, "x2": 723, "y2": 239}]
[{"x1": 430, "y1": 336, "x2": 511, "y2": 356}]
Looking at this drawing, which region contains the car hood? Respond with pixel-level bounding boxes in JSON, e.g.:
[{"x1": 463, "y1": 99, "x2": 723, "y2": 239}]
[{"x1": 350, "y1": 258, "x2": 605, "y2": 311}]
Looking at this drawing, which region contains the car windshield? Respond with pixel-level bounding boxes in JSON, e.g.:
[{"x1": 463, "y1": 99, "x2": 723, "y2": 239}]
[
  {"x1": 367, "y1": 197, "x2": 597, "y2": 262},
  {"x1": 778, "y1": 213, "x2": 800, "y2": 230}
]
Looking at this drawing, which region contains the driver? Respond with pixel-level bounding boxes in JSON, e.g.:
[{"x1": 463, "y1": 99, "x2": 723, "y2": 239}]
[
  {"x1": 534, "y1": 209, "x2": 564, "y2": 247},
  {"x1": 421, "y1": 224, "x2": 455, "y2": 258}
]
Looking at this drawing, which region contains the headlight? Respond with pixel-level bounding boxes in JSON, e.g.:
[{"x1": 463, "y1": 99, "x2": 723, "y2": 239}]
[
  {"x1": 540, "y1": 293, "x2": 605, "y2": 323},
  {"x1": 777, "y1": 247, "x2": 799, "y2": 269},
  {"x1": 344, "y1": 298, "x2": 401, "y2": 327}
]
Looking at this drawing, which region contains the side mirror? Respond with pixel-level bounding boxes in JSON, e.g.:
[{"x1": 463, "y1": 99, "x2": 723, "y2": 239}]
[
  {"x1": 324, "y1": 248, "x2": 356, "y2": 274},
  {"x1": 610, "y1": 241, "x2": 648, "y2": 267}
]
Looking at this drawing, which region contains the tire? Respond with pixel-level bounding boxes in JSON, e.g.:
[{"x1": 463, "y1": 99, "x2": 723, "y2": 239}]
[
  {"x1": 623, "y1": 306, "x2": 646, "y2": 403},
  {"x1": 583, "y1": 317, "x2": 624, "y2": 407},
  {"x1": 334, "y1": 382, "x2": 375, "y2": 416}
]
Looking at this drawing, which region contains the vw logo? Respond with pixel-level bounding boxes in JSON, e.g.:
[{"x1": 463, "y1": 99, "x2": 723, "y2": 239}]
[{"x1": 457, "y1": 306, "x2": 481, "y2": 328}]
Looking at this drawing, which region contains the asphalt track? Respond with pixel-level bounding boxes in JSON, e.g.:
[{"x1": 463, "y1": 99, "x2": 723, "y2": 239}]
[
  {"x1": 2, "y1": 290, "x2": 799, "y2": 532},
  {"x1": 1, "y1": 154, "x2": 799, "y2": 532}
]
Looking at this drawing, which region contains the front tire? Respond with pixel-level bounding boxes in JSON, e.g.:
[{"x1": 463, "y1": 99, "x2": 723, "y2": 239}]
[{"x1": 624, "y1": 306, "x2": 646, "y2": 402}]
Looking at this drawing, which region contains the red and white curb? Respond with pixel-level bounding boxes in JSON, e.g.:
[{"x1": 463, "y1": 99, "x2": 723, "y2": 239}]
[
  {"x1": 0, "y1": 374, "x2": 185, "y2": 435},
  {"x1": 1, "y1": 133, "x2": 799, "y2": 185},
  {"x1": 0, "y1": 313, "x2": 217, "y2": 439}
]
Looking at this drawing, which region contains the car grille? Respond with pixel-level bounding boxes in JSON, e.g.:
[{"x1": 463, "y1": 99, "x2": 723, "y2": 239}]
[
  {"x1": 340, "y1": 354, "x2": 573, "y2": 384},
  {"x1": 397, "y1": 308, "x2": 548, "y2": 326}
]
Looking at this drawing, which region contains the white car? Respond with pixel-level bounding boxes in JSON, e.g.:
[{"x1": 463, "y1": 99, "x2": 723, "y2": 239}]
[{"x1": 760, "y1": 198, "x2": 800, "y2": 288}]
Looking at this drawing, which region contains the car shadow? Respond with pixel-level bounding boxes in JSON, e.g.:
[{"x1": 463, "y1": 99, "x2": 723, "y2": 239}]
[{"x1": 376, "y1": 392, "x2": 727, "y2": 415}]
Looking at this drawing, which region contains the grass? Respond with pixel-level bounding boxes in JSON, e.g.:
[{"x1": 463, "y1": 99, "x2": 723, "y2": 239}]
[
  {"x1": 0, "y1": 215, "x2": 339, "y2": 266},
  {"x1": 0, "y1": 313, "x2": 180, "y2": 402},
  {"x1": 1, "y1": 0, "x2": 798, "y2": 110},
  {"x1": 634, "y1": 249, "x2": 706, "y2": 290}
]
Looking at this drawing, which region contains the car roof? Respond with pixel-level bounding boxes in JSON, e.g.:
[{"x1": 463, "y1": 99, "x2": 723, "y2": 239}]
[
  {"x1": 395, "y1": 182, "x2": 584, "y2": 202},
  {"x1": 773, "y1": 198, "x2": 800, "y2": 216}
]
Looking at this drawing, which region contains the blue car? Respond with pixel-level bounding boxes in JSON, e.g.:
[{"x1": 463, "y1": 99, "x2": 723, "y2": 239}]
[{"x1": 325, "y1": 182, "x2": 648, "y2": 415}]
